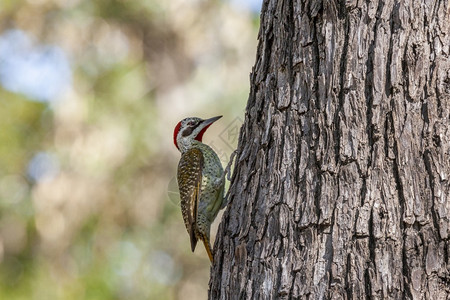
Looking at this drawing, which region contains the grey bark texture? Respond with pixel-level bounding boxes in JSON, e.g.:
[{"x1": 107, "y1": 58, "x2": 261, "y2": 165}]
[{"x1": 209, "y1": 0, "x2": 450, "y2": 299}]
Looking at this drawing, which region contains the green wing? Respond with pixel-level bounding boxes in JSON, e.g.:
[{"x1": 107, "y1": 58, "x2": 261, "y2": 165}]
[{"x1": 177, "y1": 148, "x2": 203, "y2": 252}]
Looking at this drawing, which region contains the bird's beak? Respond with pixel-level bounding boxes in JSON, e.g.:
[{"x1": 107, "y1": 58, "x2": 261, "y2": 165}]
[
  {"x1": 193, "y1": 116, "x2": 222, "y2": 143},
  {"x1": 202, "y1": 115, "x2": 222, "y2": 126}
]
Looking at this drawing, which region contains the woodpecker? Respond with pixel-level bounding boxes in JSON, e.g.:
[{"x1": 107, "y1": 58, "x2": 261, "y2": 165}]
[{"x1": 173, "y1": 116, "x2": 225, "y2": 263}]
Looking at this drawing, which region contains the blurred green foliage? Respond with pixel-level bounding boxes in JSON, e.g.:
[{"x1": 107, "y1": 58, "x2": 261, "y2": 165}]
[{"x1": 0, "y1": 0, "x2": 259, "y2": 299}]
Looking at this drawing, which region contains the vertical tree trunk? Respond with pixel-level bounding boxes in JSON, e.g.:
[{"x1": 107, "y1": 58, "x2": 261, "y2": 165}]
[{"x1": 209, "y1": 0, "x2": 450, "y2": 299}]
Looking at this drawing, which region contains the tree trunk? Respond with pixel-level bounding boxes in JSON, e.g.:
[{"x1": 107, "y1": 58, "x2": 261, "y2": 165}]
[{"x1": 209, "y1": 0, "x2": 450, "y2": 299}]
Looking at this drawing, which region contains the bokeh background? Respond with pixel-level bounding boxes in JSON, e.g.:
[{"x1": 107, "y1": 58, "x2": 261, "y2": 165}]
[{"x1": 0, "y1": 0, "x2": 261, "y2": 299}]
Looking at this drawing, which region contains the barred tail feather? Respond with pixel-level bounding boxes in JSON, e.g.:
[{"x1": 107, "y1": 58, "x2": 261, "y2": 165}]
[
  {"x1": 190, "y1": 226, "x2": 198, "y2": 252},
  {"x1": 201, "y1": 237, "x2": 214, "y2": 263}
]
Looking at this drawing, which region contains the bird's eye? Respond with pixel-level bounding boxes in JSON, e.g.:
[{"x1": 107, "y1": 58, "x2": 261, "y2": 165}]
[{"x1": 188, "y1": 121, "x2": 197, "y2": 126}]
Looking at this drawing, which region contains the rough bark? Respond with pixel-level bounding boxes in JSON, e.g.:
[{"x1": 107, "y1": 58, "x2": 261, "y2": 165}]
[{"x1": 209, "y1": 0, "x2": 450, "y2": 299}]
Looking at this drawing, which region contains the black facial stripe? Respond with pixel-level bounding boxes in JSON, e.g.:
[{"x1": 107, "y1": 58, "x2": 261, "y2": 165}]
[{"x1": 181, "y1": 122, "x2": 201, "y2": 137}]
